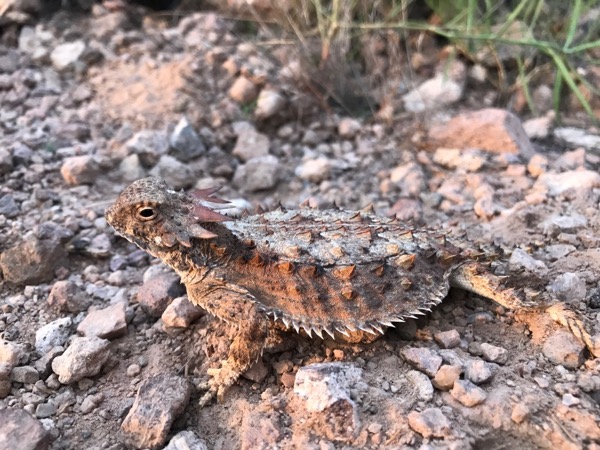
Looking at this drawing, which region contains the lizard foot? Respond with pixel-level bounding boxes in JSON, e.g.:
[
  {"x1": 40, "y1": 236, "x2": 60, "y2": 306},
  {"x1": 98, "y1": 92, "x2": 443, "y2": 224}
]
[{"x1": 198, "y1": 362, "x2": 242, "y2": 407}]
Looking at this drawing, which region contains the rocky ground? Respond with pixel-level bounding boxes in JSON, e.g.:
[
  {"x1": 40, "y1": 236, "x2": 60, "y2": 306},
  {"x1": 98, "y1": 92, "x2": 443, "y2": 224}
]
[{"x1": 1, "y1": 3, "x2": 600, "y2": 450}]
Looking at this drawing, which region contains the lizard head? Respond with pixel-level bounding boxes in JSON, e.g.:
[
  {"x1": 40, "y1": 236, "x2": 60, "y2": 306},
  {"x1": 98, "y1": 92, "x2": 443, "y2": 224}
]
[{"x1": 105, "y1": 177, "x2": 231, "y2": 253}]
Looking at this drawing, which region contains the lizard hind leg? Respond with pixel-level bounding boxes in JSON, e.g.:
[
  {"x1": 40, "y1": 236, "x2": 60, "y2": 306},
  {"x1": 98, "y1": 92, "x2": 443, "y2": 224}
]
[{"x1": 450, "y1": 262, "x2": 597, "y2": 358}]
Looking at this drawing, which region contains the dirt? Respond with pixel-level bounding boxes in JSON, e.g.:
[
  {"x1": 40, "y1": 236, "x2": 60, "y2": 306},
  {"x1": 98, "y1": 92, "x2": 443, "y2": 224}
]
[{"x1": 0, "y1": 3, "x2": 599, "y2": 450}]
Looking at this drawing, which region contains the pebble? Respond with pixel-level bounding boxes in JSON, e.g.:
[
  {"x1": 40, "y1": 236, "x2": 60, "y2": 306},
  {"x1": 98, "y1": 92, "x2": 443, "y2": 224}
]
[
  {"x1": 338, "y1": 118, "x2": 361, "y2": 139},
  {"x1": 149, "y1": 155, "x2": 195, "y2": 190},
  {"x1": 389, "y1": 162, "x2": 425, "y2": 197},
  {"x1": 562, "y1": 393, "x2": 580, "y2": 406},
  {"x1": 541, "y1": 214, "x2": 587, "y2": 233},
  {"x1": 432, "y1": 364, "x2": 462, "y2": 391},
  {"x1": 480, "y1": 343, "x2": 508, "y2": 365},
  {"x1": 51, "y1": 336, "x2": 111, "y2": 384},
  {"x1": 121, "y1": 374, "x2": 191, "y2": 449},
  {"x1": 125, "y1": 130, "x2": 169, "y2": 167},
  {"x1": 0, "y1": 409, "x2": 50, "y2": 450},
  {"x1": 228, "y1": 75, "x2": 257, "y2": 103},
  {"x1": 534, "y1": 170, "x2": 600, "y2": 196},
  {"x1": 406, "y1": 370, "x2": 434, "y2": 401},
  {"x1": 407, "y1": 407, "x2": 451, "y2": 438},
  {"x1": 255, "y1": 88, "x2": 286, "y2": 119},
  {"x1": 0, "y1": 338, "x2": 27, "y2": 367},
  {"x1": 401, "y1": 347, "x2": 442, "y2": 377},
  {"x1": 464, "y1": 359, "x2": 496, "y2": 384},
  {"x1": 0, "y1": 236, "x2": 67, "y2": 285},
  {"x1": 542, "y1": 331, "x2": 585, "y2": 369},
  {"x1": 434, "y1": 330, "x2": 461, "y2": 349},
  {"x1": 60, "y1": 156, "x2": 100, "y2": 186},
  {"x1": 508, "y1": 248, "x2": 548, "y2": 276},
  {"x1": 50, "y1": 40, "x2": 86, "y2": 71},
  {"x1": 243, "y1": 359, "x2": 270, "y2": 383},
  {"x1": 511, "y1": 403, "x2": 530, "y2": 423},
  {"x1": 294, "y1": 362, "x2": 363, "y2": 441},
  {"x1": 35, "y1": 317, "x2": 73, "y2": 354},
  {"x1": 80, "y1": 393, "x2": 103, "y2": 414},
  {"x1": 161, "y1": 297, "x2": 204, "y2": 328},
  {"x1": 553, "y1": 127, "x2": 600, "y2": 150},
  {"x1": 403, "y1": 73, "x2": 463, "y2": 112},
  {"x1": 137, "y1": 268, "x2": 186, "y2": 317},
  {"x1": 169, "y1": 116, "x2": 206, "y2": 162},
  {"x1": 450, "y1": 379, "x2": 487, "y2": 407},
  {"x1": 523, "y1": 115, "x2": 553, "y2": 139},
  {"x1": 232, "y1": 127, "x2": 270, "y2": 162},
  {"x1": 164, "y1": 431, "x2": 209, "y2": 450},
  {"x1": 548, "y1": 272, "x2": 586, "y2": 302},
  {"x1": 127, "y1": 364, "x2": 142, "y2": 377},
  {"x1": 527, "y1": 153, "x2": 549, "y2": 177},
  {"x1": 47, "y1": 280, "x2": 91, "y2": 313},
  {"x1": 295, "y1": 157, "x2": 332, "y2": 183},
  {"x1": 0, "y1": 194, "x2": 19, "y2": 217},
  {"x1": 77, "y1": 303, "x2": 128, "y2": 339},
  {"x1": 119, "y1": 154, "x2": 146, "y2": 181},
  {"x1": 233, "y1": 155, "x2": 281, "y2": 192},
  {"x1": 35, "y1": 402, "x2": 57, "y2": 419},
  {"x1": 428, "y1": 108, "x2": 534, "y2": 158},
  {"x1": 11, "y1": 365, "x2": 40, "y2": 384}
]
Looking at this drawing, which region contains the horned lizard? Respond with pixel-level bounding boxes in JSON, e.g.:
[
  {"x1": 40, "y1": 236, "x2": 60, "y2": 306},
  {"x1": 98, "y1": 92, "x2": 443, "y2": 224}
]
[{"x1": 105, "y1": 176, "x2": 596, "y2": 406}]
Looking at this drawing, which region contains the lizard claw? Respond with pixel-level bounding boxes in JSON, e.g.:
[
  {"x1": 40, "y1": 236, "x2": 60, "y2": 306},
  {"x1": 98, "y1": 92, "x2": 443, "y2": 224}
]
[{"x1": 198, "y1": 363, "x2": 241, "y2": 407}]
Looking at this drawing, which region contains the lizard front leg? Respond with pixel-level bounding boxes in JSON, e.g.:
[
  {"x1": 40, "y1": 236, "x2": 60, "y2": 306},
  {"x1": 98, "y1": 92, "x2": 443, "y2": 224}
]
[{"x1": 186, "y1": 283, "x2": 269, "y2": 406}]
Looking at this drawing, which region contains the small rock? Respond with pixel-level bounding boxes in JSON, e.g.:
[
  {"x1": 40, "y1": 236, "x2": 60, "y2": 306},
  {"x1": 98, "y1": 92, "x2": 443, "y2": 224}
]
[
  {"x1": 434, "y1": 330, "x2": 461, "y2": 349},
  {"x1": 125, "y1": 130, "x2": 169, "y2": 167},
  {"x1": 527, "y1": 154, "x2": 548, "y2": 177},
  {"x1": 562, "y1": 393, "x2": 580, "y2": 406},
  {"x1": 534, "y1": 170, "x2": 600, "y2": 196},
  {"x1": 555, "y1": 148, "x2": 586, "y2": 171},
  {"x1": 149, "y1": 155, "x2": 195, "y2": 190},
  {"x1": 542, "y1": 331, "x2": 585, "y2": 369},
  {"x1": 121, "y1": 374, "x2": 191, "y2": 449},
  {"x1": 401, "y1": 347, "x2": 442, "y2": 377},
  {"x1": 464, "y1": 359, "x2": 496, "y2": 384},
  {"x1": 554, "y1": 127, "x2": 600, "y2": 150},
  {"x1": 428, "y1": 108, "x2": 534, "y2": 158},
  {"x1": 51, "y1": 40, "x2": 86, "y2": 71},
  {"x1": 508, "y1": 248, "x2": 548, "y2": 276},
  {"x1": 0, "y1": 194, "x2": 19, "y2": 217},
  {"x1": 229, "y1": 76, "x2": 258, "y2": 103},
  {"x1": 161, "y1": 297, "x2": 204, "y2": 328},
  {"x1": 389, "y1": 162, "x2": 425, "y2": 197},
  {"x1": 480, "y1": 343, "x2": 508, "y2": 365},
  {"x1": 450, "y1": 379, "x2": 487, "y2": 407},
  {"x1": 511, "y1": 403, "x2": 530, "y2": 423},
  {"x1": 11, "y1": 366, "x2": 39, "y2": 384},
  {"x1": 127, "y1": 364, "x2": 141, "y2": 377},
  {"x1": 35, "y1": 317, "x2": 73, "y2": 354},
  {"x1": 60, "y1": 156, "x2": 100, "y2": 186},
  {"x1": 119, "y1": 154, "x2": 146, "y2": 181},
  {"x1": 295, "y1": 157, "x2": 332, "y2": 183},
  {"x1": 51, "y1": 336, "x2": 111, "y2": 384},
  {"x1": 403, "y1": 73, "x2": 464, "y2": 112},
  {"x1": 137, "y1": 268, "x2": 185, "y2": 317},
  {"x1": 232, "y1": 127, "x2": 270, "y2": 162},
  {"x1": 541, "y1": 214, "x2": 587, "y2": 232},
  {"x1": 0, "y1": 409, "x2": 50, "y2": 450},
  {"x1": 243, "y1": 359, "x2": 269, "y2": 383},
  {"x1": 0, "y1": 147, "x2": 13, "y2": 175},
  {"x1": 233, "y1": 155, "x2": 281, "y2": 192},
  {"x1": 432, "y1": 364, "x2": 462, "y2": 391},
  {"x1": 338, "y1": 118, "x2": 362, "y2": 139},
  {"x1": 33, "y1": 346, "x2": 64, "y2": 378},
  {"x1": 169, "y1": 117, "x2": 206, "y2": 162},
  {"x1": 164, "y1": 431, "x2": 209, "y2": 450},
  {"x1": 0, "y1": 236, "x2": 67, "y2": 285},
  {"x1": 549, "y1": 272, "x2": 586, "y2": 302},
  {"x1": 77, "y1": 303, "x2": 128, "y2": 339},
  {"x1": 0, "y1": 339, "x2": 26, "y2": 367},
  {"x1": 407, "y1": 407, "x2": 451, "y2": 438},
  {"x1": 523, "y1": 115, "x2": 553, "y2": 139},
  {"x1": 80, "y1": 393, "x2": 104, "y2": 414},
  {"x1": 47, "y1": 280, "x2": 91, "y2": 313},
  {"x1": 577, "y1": 373, "x2": 600, "y2": 392},
  {"x1": 35, "y1": 402, "x2": 57, "y2": 419},
  {"x1": 255, "y1": 88, "x2": 286, "y2": 119},
  {"x1": 0, "y1": 379, "x2": 11, "y2": 398},
  {"x1": 545, "y1": 244, "x2": 576, "y2": 260},
  {"x1": 406, "y1": 370, "x2": 434, "y2": 401},
  {"x1": 294, "y1": 362, "x2": 363, "y2": 441}
]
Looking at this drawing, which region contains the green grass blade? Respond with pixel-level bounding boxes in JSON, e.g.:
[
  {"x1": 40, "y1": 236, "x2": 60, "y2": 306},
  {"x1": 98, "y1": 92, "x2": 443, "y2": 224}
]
[
  {"x1": 547, "y1": 48, "x2": 594, "y2": 117},
  {"x1": 563, "y1": 0, "x2": 582, "y2": 50}
]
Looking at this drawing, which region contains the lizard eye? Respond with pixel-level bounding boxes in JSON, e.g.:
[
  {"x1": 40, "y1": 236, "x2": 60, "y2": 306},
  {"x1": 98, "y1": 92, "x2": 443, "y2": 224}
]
[{"x1": 136, "y1": 206, "x2": 157, "y2": 221}]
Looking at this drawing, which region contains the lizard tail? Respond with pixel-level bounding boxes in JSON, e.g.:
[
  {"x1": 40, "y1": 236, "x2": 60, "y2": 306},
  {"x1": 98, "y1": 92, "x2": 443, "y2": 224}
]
[{"x1": 546, "y1": 303, "x2": 598, "y2": 358}]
